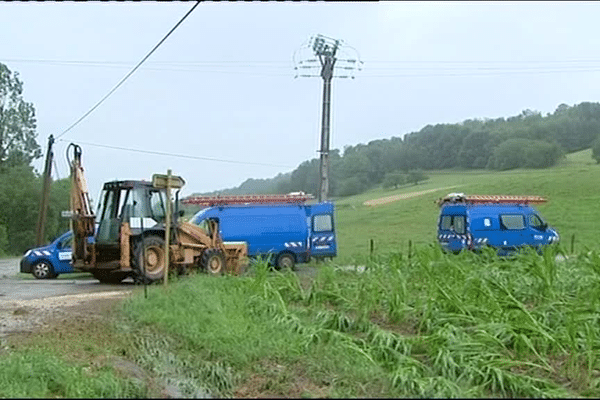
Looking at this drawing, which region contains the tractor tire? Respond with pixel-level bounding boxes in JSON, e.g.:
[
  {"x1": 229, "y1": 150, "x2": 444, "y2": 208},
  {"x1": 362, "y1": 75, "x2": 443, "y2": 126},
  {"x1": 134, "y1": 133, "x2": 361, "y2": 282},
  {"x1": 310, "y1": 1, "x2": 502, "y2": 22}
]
[
  {"x1": 276, "y1": 253, "x2": 295, "y2": 271},
  {"x1": 201, "y1": 248, "x2": 226, "y2": 275},
  {"x1": 132, "y1": 236, "x2": 166, "y2": 284},
  {"x1": 92, "y1": 270, "x2": 129, "y2": 284}
]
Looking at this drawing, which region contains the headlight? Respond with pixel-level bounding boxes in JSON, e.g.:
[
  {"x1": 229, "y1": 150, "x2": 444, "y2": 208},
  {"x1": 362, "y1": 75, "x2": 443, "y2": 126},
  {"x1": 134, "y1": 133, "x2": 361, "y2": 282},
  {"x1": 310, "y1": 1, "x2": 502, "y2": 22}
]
[{"x1": 24, "y1": 249, "x2": 32, "y2": 257}]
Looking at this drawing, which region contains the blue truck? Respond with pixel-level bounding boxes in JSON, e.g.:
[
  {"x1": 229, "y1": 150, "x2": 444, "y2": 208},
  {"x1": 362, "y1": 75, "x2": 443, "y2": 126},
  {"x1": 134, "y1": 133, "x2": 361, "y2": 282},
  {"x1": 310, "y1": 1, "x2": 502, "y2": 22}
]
[
  {"x1": 20, "y1": 230, "x2": 75, "y2": 279},
  {"x1": 187, "y1": 195, "x2": 336, "y2": 269},
  {"x1": 437, "y1": 193, "x2": 560, "y2": 256}
]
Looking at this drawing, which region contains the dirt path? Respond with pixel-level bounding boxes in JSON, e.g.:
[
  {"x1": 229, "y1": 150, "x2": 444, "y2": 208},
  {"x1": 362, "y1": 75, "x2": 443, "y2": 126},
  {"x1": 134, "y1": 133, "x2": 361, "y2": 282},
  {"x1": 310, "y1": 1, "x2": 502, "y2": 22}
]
[
  {"x1": 363, "y1": 185, "x2": 461, "y2": 206},
  {"x1": 0, "y1": 290, "x2": 132, "y2": 338}
]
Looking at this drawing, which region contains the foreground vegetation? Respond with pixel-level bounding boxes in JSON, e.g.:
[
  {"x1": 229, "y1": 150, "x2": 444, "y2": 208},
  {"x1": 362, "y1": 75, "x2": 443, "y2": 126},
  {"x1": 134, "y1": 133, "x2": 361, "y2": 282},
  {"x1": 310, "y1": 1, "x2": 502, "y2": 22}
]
[{"x1": 5, "y1": 245, "x2": 600, "y2": 398}]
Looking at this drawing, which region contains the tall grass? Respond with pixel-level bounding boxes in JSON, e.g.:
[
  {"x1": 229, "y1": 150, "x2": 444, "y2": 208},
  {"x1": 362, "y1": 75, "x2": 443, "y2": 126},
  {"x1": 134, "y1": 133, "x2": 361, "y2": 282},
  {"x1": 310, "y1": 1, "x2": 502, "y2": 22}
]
[
  {"x1": 0, "y1": 350, "x2": 146, "y2": 398},
  {"x1": 120, "y1": 242, "x2": 600, "y2": 397}
]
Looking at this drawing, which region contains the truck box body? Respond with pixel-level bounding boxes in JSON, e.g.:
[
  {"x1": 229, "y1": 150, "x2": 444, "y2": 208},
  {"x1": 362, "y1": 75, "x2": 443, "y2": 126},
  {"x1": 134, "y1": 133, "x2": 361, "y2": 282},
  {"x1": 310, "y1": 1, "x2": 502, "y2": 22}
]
[
  {"x1": 438, "y1": 202, "x2": 559, "y2": 256},
  {"x1": 191, "y1": 202, "x2": 336, "y2": 266}
]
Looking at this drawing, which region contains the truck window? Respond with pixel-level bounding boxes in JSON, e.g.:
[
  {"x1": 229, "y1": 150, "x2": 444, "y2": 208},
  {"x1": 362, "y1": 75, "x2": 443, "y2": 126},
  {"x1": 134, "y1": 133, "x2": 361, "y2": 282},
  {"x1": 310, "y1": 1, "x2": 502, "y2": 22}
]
[
  {"x1": 453, "y1": 216, "x2": 466, "y2": 234},
  {"x1": 528, "y1": 214, "x2": 545, "y2": 230},
  {"x1": 149, "y1": 190, "x2": 166, "y2": 221},
  {"x1": 197, "y1": 219, "x2": 210, "y2": 233},
  {"x1": 99, "y1": 189, "x2": 118, "y2": 220},
  {"x1": 500, "y1": 214, "x2": 525, "y2": 230},
  {"x1": 313, "y1": 214, "x2": 333, "y2": 232},
  {"x1": 441, "y1": 215, "x2": 452, "y2": 230},
  {"x1": 440, "y1": 215, "x2": 465, "y2": 234}
]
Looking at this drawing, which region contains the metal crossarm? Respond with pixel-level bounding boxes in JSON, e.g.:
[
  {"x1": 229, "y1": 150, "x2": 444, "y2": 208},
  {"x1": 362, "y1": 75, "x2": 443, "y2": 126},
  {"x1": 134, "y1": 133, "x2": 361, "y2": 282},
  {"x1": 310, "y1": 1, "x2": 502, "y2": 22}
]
[{"x1": 182, "y1": 194, "x2": 315, "y2": 206}]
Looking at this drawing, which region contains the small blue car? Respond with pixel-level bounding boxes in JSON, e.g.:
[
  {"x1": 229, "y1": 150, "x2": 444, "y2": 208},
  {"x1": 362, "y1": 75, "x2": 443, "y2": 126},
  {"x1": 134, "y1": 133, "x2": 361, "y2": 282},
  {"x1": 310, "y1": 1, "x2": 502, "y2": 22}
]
[{"x1": 20, "y1": 231, "x2": 74, "y2": 279}]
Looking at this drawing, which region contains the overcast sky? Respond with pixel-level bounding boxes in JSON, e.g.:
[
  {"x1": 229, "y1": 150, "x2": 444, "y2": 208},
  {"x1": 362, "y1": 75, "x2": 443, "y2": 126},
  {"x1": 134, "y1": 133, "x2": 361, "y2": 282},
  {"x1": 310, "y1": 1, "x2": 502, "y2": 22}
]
[{"x1": 1, "y1": 1, "x2": 599, "y2": 199}]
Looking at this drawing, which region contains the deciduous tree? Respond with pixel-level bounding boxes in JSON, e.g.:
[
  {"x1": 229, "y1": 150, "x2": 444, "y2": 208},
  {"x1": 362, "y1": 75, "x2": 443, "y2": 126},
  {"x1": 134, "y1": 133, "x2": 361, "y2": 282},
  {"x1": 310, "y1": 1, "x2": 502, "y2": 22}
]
[{"x1": 0, "y1": 63, "x2": 41, "y2": 169}]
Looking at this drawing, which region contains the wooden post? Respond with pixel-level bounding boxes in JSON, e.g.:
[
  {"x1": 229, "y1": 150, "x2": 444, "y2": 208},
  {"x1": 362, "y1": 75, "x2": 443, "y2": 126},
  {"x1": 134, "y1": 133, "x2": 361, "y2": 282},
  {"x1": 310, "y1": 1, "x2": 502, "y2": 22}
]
[
  {"x1": 164, "y1": 169, "x2": 172, "y2": 286},
  {"x1": 570, "y1": 233, "x2": 575, "y2": 254},
  {"x1": 369, "y1": 238, "x2": 374, "y2": 258}
]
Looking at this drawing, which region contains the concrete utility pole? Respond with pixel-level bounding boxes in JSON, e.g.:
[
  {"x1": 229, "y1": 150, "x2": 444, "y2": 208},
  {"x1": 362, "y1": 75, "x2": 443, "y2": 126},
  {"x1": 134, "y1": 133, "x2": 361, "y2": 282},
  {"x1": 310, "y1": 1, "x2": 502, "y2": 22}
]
[
  {"x1": 315, "y1": 37, "x2": 337, "y2": 203},
  {"x1": 294, "y1": 35, "x2": 361, "y2": 202}
]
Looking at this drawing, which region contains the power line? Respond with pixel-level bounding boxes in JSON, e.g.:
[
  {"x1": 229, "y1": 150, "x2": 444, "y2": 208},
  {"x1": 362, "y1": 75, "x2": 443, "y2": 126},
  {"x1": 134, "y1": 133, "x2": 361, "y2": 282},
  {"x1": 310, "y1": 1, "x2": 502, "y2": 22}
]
[
  {"x1": 357, "y1": 68, "x2": 600, "y2": 78},
  {"x1": 0, "y1": 58, "x2": 291, "y2": 66},
  {"x1": 55, "y1": 1, "x2": 200, "y2": 140},
  {"x1": 56, "y1": 139, "x2": 295, "y2": 168}
]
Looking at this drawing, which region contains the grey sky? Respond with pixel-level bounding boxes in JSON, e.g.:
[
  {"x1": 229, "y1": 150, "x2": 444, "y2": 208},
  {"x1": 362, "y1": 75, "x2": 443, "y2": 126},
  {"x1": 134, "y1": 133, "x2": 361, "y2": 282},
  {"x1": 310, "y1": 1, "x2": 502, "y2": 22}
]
[{"x1": 1, "y1": 1, "x2": 599, "y2": 200}]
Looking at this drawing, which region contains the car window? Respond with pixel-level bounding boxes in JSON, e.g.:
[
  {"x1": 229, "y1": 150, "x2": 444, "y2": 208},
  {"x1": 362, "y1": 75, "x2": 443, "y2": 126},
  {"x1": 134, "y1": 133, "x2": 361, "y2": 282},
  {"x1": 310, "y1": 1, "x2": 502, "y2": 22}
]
[
  {"x1": 55, "y1": 234, "x2": 72, "y2": 249},
  {"x1": 500, "y1": 214, "x2": 525, "y2": 230}
]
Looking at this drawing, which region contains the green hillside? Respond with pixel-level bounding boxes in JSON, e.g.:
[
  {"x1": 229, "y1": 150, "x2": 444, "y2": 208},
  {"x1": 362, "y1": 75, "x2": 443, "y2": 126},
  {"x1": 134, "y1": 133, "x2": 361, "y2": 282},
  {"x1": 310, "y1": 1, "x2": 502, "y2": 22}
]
[{"x1": 333, "y1": 149, "x2": 599, "y2": 264}]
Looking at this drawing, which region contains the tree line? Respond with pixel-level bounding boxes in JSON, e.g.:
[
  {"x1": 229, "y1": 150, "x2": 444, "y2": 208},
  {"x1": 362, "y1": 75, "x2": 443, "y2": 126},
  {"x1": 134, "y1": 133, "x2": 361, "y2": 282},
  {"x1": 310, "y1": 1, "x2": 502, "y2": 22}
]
[
  {"x1": 0, "y1": 63, "x2": 70, "y2": 256},
  {"x1": 197, "y1": 102, "x2": 600, "y2": 198}
]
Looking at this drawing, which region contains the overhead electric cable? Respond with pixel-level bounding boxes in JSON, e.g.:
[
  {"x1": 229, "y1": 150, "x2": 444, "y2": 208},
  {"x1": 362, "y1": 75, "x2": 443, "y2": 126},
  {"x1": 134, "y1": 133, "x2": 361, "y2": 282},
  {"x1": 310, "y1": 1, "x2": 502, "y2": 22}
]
[
  {"x1": 55, "y1": 1, "x2": 200, "y2": 140},
  {"x1": 56, "y1": 139, "x2": 295, "y2": 168}
]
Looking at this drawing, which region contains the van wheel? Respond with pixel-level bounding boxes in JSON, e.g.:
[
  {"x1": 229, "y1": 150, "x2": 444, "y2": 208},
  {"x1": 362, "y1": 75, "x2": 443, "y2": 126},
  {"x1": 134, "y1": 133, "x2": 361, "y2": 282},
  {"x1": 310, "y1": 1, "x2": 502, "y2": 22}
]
[
  {"x1": 201, "y1": 249, "x2": 226, "y2": 275},
  {"x1": 32, "y1": 261, "x2": 56, "y2": 279},
  {"x1": 133, "y1": 236, "x2": 166, "y2": 284},
  {"x1": 276, "y1": 253, "x2": 295, "y2": 270}
]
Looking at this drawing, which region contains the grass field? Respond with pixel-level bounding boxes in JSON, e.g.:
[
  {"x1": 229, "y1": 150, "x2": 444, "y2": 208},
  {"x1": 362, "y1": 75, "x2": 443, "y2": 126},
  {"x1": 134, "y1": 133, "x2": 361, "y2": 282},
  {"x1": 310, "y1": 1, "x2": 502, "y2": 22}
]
[
  {"x1": 333, "y1": 149, "x2": 600, "y2": 264},
  {"x1": 3, "y1": 149, "x2": 600, "y2": 398}
]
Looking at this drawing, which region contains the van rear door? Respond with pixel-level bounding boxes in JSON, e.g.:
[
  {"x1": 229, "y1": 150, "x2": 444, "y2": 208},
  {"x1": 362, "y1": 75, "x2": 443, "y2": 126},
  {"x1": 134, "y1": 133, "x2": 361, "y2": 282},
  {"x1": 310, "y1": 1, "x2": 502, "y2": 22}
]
[{"x1": 309, "y1": 203, "x2": 337, "y2": 259}]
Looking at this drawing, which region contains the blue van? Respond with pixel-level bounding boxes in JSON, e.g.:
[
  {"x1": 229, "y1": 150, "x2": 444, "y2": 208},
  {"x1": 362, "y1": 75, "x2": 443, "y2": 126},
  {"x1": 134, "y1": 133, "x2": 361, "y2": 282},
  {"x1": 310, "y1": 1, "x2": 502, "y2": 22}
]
[
  {"x1": 20, "y1": 231, "x2": 75, "y2": 279},
  {"x1": 191, "y1": 202, "x2": 337, "y2": 269},
  {"x1": 437, "y1": 193, "x2": 560, "y2": 256}
]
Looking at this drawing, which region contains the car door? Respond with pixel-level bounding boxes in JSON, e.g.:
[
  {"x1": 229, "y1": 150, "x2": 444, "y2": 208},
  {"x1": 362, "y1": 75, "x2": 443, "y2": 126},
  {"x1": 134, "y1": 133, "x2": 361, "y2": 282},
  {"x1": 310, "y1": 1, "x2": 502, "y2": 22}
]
[{"x1": 54, "y1": 232, "x2": 74, "y2": 273}]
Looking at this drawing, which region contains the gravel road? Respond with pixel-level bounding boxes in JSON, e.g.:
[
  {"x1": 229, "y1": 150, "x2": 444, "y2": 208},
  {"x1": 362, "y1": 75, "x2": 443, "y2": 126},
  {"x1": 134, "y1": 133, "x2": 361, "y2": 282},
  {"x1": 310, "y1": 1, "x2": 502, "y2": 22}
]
[
  {"x1": 0, "y1": 257, "x2": 134, "y2": 301},
  {"x1": 0, "y1": 257, "x2": 135, "y2": 338}
]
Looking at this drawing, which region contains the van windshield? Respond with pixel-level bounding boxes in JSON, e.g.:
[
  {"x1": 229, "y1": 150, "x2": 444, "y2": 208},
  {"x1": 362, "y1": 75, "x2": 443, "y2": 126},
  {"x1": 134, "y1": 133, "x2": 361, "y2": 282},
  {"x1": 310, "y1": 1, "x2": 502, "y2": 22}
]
[{"x1": 440, "y1": 215, "x2": 466, "y2": 234}]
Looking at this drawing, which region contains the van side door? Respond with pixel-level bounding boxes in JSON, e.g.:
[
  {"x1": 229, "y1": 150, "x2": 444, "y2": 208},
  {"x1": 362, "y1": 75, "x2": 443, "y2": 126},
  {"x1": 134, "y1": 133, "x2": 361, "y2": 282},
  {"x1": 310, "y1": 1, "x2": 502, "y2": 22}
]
[
  {"x1": 526, "y1": 213, "x2": 548, "y2": 248},
  {"x1": 498, "y1": 213, "x2": 527, "y2": 249}
]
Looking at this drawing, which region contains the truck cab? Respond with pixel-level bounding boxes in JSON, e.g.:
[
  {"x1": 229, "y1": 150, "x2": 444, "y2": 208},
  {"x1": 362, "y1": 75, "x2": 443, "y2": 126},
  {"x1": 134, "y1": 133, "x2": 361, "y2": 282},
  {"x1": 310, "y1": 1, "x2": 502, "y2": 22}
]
[{"x1": 437, "y1": 193, "x2": 560, "y2": 256}]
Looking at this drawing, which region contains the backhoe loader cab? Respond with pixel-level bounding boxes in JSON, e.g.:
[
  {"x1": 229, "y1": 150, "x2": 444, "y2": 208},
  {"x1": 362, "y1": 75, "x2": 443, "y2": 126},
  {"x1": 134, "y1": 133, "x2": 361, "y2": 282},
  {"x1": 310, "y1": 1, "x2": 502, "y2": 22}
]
[
  {"x1": 95, "y1": 180, "x2": 168, "y2": 245},
  {"x1": 67, "y1": 143, "x2": 247, "y2": 284}
]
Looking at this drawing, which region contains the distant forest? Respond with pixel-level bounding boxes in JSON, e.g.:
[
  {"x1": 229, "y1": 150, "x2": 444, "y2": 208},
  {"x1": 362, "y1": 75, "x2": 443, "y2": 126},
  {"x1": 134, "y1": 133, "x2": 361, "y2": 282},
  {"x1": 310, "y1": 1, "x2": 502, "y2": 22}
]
[{"x1": 196, "y1": 102, "x2": 600, "y2": 199}]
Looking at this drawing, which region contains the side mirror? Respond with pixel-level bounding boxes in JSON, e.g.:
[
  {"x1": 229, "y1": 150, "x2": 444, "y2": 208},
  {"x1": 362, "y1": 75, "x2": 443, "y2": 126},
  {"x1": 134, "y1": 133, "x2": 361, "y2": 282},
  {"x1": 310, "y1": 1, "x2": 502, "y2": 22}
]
[{"x1": 178, "y1": 210, "x2": 185, "y2": 218}]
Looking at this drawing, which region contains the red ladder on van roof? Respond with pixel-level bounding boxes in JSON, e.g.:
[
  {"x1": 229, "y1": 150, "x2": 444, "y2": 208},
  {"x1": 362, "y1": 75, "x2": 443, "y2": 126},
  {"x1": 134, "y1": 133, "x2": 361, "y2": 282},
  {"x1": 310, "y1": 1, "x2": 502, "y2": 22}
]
[
  {"x1": 181, "y1": 193, "x2": 315, "y2": 206},
  {"x1": 437, "y1": 193, "x2": 547, "y2": 206}
]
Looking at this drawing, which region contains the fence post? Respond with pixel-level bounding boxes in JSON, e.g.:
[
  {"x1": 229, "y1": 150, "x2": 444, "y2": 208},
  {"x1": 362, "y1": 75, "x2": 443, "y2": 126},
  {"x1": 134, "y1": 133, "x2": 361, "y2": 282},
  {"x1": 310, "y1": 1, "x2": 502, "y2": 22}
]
[
  {"x1": 370, "y1": 238, "x2": 374, "y2": 258},
  {"x1": 408, "y1": 239, "x2": 412, "y2": 267},
  {"x1": 570, "y1": 233, "x2": 575, "y2": 254}
]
